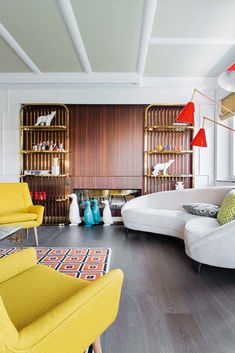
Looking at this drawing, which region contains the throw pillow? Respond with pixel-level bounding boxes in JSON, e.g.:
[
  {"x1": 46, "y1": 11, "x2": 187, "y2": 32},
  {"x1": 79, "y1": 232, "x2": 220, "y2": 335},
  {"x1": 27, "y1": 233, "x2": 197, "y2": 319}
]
[
  {"x1": 183, "y1": 203, "x2": 220, "y2": 218},
  {"x1": 217, "y1": 190, "x2": 235, "y2": 225}
]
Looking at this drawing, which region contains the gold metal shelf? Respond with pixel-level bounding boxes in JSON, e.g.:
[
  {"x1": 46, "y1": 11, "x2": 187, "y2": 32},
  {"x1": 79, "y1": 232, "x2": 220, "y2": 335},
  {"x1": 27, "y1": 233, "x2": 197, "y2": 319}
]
[
  {"x1": 145, "y1": 174, "x2": 194, "y2": 178},
  {"x1": 21, "y1": 174, "x2": 70, "y2": 178},
  {"x1": 144, "y1": 150, "x2": 193, "y2": 155},
  {"x1": 21, "y1": 150, "x2": 68, "y2": 154},
  {"x1": 33, "y1": 198, "x2": 69, "y2": 202},
  {"x1": 21, "y1": 125, "x2": 67, "y2": 130},
  {"x1": 145, "y1": 125, "x2": 194, "y2": 132}
]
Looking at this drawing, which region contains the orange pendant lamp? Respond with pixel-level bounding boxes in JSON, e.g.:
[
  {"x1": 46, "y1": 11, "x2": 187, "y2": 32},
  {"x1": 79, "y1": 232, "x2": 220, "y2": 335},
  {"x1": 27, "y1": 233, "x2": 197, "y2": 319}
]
[
  {"x1": 176, "y1": 102, "x2": 195, "y2": 124},
  {"x1": 175, "y1": 89, "x2": 235, "y2": 147},
  {"x1": 191, "y1": 128, "x2": 207, "y2": 147}
]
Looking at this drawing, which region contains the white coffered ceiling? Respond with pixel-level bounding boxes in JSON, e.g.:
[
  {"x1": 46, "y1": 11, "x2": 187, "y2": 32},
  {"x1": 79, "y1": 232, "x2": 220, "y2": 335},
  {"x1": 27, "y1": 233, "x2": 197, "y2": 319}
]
[{"x1": 0, "y1": 0, "x2": 234, "y2": 85}]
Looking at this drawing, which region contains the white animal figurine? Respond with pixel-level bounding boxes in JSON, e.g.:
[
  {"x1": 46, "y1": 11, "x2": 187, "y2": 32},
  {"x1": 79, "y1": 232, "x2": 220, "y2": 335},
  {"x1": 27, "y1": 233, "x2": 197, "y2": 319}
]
[
  {"x1": 68, "y1": 193, "x2": 81, "y2": 226},
  {"x1": 35, "y1": 111, "x2": 56, "y2": 126},
  {"x1": 101, "y1": 200, "x2": 113, "y2": 227},
  {"x1": 152, "y1": 159, "x2": 175, "y2": 176}
]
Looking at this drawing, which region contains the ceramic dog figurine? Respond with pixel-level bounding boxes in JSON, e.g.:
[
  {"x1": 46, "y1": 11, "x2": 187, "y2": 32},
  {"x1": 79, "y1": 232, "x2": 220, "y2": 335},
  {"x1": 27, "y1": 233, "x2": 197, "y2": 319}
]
[
  {"x1": 101, "y1": 200, "x2": 113, "y2": 227},
  {"x1": 68, "y1": 193, "x2": 81, "y2": 226},
  {"x1": 91, "y1": 199, "x2": 101, "y2": 224},
  {"x1": 83, "y1": 200, "x2": 94, "y2": 227},
  {"x1": 35, "y1": 111, "x2": 56, "y2": 126},
  {"x1": 152, "y1": 159, "x2": 175, "y2": 176}
]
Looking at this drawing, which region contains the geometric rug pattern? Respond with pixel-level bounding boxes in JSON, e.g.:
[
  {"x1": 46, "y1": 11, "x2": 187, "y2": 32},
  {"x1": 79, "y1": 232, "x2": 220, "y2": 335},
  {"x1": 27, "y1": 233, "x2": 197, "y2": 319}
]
[{"x1": 0, "y1": 247, "x2": 111, "y2": 281}]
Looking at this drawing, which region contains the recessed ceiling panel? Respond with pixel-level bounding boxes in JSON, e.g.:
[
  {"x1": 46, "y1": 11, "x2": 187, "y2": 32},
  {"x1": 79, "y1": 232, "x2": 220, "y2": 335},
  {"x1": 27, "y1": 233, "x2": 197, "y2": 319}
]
[
  {"x1": 0, "y1": 37, "x2": 30, "y2": 72},
  {"x1": 0, "y1": 0, "x2": 82, "y2": 72},
  {"x1": 153, "y1": 0, "x2": 235, "y2": 38},
  {"x1": 71, "y1": 0, "x2": 144, "y2": 72},
  {"x1": 144, "y1": 44, "x2": 235, "y2": 77}
]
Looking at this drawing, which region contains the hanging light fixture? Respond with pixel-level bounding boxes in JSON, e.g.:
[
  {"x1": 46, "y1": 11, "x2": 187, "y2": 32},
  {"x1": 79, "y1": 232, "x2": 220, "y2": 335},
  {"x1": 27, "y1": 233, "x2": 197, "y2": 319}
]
[
  {"x1": 191, "y1": 116, "x2": 235, "y2": 147},
  {"x1": 218, "y1": 62, "x2": 235, "y2": 92},
  {"x1": 176, "y1": 89, "x2": 235, "y2": 147}
]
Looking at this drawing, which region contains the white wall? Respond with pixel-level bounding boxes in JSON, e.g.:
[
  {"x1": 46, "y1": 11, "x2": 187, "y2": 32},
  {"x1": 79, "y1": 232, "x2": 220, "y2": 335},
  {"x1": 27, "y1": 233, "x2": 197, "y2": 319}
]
[{"x1": 0, "y1": 84, "x2": 217, "y2": 187}]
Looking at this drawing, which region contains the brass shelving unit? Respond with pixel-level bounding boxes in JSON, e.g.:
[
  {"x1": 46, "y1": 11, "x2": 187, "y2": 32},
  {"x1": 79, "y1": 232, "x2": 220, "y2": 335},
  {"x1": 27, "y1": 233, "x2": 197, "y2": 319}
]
[
  {"x1": 144, "y1": 104, "x2": 194, "y2": 194},
  {"x1": 19, "y1": 104, "x2": 70, "y2": 225}
]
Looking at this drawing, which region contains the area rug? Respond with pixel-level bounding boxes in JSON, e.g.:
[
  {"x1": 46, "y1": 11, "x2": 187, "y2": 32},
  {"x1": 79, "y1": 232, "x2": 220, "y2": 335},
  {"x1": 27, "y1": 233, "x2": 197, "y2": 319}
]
[{"x1": 0, "y1": 247, "x2": 111, "y2": 281}]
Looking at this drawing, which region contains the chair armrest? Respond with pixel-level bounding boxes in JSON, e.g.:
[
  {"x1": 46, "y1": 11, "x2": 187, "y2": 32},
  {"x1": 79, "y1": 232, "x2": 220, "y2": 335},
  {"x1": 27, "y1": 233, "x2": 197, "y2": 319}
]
[
  {"x1": 28, "y1": 205, "x2": 44, "y2": 225},
  {"x1": 15, "y1": 269, "x2": 124, "y2": 351},
  {"x1": 190, "y1": 220, "x2": 235, "y2": 251},
  {"x1": 0, "y1": 248, "x2": 37, "y2": 283},
  {"x1": 0, "y1": 296, "x2": 19, "y2": 347}
]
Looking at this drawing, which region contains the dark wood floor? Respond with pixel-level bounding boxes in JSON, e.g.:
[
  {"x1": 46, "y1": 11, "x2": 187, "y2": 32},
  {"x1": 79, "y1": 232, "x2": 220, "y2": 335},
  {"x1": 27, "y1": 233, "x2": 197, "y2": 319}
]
[{"x1": 2, "y1": 225, "x2": 235, "y2": 353}]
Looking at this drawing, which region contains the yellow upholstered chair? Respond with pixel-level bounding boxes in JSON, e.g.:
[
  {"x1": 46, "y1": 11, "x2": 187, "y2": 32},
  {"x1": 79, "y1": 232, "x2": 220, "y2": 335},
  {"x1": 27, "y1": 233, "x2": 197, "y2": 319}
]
[
  {"x1": 0, "y1": 248, "x2": 124, "y2": 353},
  {"x1": 0, "y1": 183, "x2": 44, "y2": 246}
]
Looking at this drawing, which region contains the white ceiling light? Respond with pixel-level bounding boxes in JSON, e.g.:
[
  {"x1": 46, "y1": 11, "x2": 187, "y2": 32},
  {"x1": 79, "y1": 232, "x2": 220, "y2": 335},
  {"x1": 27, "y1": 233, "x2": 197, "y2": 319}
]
[{"x1": 218, "y1": 62, "x2": 235, "y2": 92}]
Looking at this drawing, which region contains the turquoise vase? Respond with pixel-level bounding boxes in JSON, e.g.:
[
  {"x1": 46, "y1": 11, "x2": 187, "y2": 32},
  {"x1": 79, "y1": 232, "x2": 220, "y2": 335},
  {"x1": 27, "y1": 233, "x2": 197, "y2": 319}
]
[
  {"x1": 83, "y1": 200, "x2": 94, "y2": 227},
  {"x1": 91, "y1": 199, "x2": 101, "y2": 224}
]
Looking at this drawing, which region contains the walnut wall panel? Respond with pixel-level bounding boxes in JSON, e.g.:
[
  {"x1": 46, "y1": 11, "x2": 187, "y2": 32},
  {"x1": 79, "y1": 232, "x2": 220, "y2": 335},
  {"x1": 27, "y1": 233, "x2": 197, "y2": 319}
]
[{"x1": 69, "y1": 105, "x2": 145, "y2": 190}]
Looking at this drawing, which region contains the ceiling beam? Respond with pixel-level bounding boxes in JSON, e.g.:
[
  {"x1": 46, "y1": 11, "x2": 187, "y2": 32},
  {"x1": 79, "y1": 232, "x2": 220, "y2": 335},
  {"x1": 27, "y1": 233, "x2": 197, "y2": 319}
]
[
  {"x1": 0, "y1": 22, "x2": 41, "y2": 74},
  {"x1": 137, "y1": 0, "x2": 158, "y2": 82},
  {"x1": 57, "y1": 0, "x2": 92, "y2": 74},
  {"x1": 150, "y1": 37, "x2": 235, "y2": 45}
]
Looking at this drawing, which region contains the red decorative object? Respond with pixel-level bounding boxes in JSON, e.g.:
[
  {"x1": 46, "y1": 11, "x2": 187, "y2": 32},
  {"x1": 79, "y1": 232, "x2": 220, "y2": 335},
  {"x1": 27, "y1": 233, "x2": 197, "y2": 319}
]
[
  {"x1": 175, "y1": 102, "x2": 195, "y2": 124},
  {"x1": 191, "y1": 128, "x2": 207, "y2": 147}
]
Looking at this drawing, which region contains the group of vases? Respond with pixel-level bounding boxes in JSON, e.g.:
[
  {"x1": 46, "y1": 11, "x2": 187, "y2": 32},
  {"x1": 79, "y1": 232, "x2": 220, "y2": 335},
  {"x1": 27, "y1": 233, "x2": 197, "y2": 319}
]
[{"x1": 68, "y1": 194, "x2": 113, "y2": 227}]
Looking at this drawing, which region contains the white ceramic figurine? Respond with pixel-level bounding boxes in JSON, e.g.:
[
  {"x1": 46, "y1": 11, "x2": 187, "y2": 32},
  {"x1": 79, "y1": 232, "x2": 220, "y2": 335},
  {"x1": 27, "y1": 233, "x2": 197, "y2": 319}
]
[
  {"x1": 68, "y1": 193, "x2": 81, "y2": 226},
  {"x1": 35, "y1": 111, "x2": 56, "y2": 126},
  {"x1": 152, "y1": 159, "x2": 175, "y2": 176},
  {"x1": 101, "y1": 200, "x2": 113, "y2": 227}
]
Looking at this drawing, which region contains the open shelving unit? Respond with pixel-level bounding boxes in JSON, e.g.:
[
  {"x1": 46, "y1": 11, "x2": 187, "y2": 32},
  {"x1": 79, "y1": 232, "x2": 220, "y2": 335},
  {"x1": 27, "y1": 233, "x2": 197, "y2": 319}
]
[
  {"x1": 19, "y1": 104, "x2": 70, "y2": 225},
  {"x1": 144, "y1": 104, "x2": 194, "y2": 194}
]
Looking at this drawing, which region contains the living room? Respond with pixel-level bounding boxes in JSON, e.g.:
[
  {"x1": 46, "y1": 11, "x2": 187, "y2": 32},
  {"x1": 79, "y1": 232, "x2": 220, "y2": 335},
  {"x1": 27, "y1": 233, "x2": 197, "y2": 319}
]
[{"x1": 0, "y1": 1, "x2": 235, "y2": 352}]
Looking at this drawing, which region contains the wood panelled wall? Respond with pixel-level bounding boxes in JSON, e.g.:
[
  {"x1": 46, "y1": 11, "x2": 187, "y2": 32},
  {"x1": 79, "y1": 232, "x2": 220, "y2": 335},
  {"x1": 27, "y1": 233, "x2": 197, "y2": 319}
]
[{"x1": 68, "y1": 105, "x2": 145, "y2": 191}]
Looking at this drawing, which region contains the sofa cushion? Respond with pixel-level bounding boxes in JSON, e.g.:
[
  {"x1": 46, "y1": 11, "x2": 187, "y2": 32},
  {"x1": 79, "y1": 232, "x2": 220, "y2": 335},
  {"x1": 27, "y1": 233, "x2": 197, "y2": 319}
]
[
  {"x1": 183, "y1": 203, "x2": 220, "y2": 218},
  {"x1": 0, "y1": 212, "x2": 37, "y2": 224},
  {"x1": 123, "y1": 208, "x2": 197, "y2": 238},
  {"x1": 217, "y1": 190, "x2": 235, "y2": 225},
  {"x1": 184, "y1": 218, "x2": 221, "y2": 246}
]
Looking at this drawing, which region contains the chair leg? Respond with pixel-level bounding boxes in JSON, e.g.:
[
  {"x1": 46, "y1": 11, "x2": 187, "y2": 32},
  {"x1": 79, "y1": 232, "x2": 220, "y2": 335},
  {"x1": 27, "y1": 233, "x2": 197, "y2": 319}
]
[
  {"x1": 125, "y1": 227, "x2": 129, "y2": 235},
  {"x1": 92, "y1": 337, "x2": 102, "y2": 353},
  {"x1": 26, "y1": 228, "x2": 29, "y2": 239},
  {"x1": 33, "y1": 227, "x2": 39, "y2": 247}
]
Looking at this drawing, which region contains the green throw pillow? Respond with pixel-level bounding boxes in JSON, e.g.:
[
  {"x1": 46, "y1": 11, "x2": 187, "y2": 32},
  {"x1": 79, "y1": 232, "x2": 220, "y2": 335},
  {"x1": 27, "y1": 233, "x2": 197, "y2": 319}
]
[{"x1": 217, "y1": 190, "x2": 235, "y2": 225}]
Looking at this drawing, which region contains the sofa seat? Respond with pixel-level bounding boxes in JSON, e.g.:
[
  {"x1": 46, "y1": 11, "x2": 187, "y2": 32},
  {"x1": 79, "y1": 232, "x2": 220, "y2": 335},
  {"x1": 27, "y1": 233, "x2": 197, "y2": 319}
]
[
  {"x1": 0, "y1": 264, "x2": 91, "y2": 331},
  {"x1": 0, "y1": 212, "x2": 37, "y2": 224},
  {"x1": 122, "y1": 208, "x2": 197, "y2": 239},
  {"x1": 184, "y1": 218, "x2": 220, "y2": 247}
]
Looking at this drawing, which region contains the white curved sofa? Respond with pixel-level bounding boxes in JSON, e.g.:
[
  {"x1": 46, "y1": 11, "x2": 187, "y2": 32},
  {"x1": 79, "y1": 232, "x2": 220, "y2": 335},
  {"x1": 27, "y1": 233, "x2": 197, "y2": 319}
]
[{"x1": 121, "y1": 187, "x2": 235, "y2": 269}]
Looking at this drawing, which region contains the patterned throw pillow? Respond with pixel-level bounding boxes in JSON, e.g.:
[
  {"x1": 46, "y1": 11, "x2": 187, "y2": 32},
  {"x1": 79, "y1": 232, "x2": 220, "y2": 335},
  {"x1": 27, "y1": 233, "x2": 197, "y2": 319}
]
[
  {"x1": 183, "y1": 203, "x2": 220, "y2": 218},
  {"x1": 217, "y1": 190, "x2": 235, "y2": 225}
]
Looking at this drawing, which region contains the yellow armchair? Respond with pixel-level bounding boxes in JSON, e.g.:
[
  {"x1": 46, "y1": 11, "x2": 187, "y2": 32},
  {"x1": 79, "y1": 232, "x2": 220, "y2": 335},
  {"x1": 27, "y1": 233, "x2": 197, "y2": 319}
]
[
  {"x1": 0, "y1": 248, "x2": 124, "y2": 353},
  {"x1": 0, "y1": 183, "x2": 44, "y2": 246}
]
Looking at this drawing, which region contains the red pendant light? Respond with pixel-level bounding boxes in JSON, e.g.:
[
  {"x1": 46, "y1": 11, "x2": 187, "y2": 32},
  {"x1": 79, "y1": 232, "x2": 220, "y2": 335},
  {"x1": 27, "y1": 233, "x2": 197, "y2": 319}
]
[
  {"x1": 191, "y1": 128, "x2": 207, "y2": 147},
  {"x1": 175, "y1": 102, "x2": 195, "y2": 124}
]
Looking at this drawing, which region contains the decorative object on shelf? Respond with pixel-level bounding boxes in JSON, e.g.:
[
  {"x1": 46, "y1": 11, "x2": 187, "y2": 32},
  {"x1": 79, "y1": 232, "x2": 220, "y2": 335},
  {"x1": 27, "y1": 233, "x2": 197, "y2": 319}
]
[
  {"x1": 175, "y1": 181, "x2": 184, "y2": 190},
  {"x1": 157, "y1": 144, "x2": 163, "y2": 152},
  {"x1": 101, "y1": 200, "x2": 113, "y2": 227},
  {"x1": 68, "y1": 193, "x2": 81, "y2": 226},
  {"x1": 152, "y1": 159, "x2": 175, "y2": 176},
  {"x1": 83, "y1": 200, "x2": 94, "y2": 227},
  {"x1": 35, "y1": 111, "x2": 56, "y2": 126},
  {"x1": 144, "y1": 104, "x2": 194, "y2": 194},
  {"x1": 218, "y1": 62, "x2": 235, "y2": 92},
  {"x1": 51, "y1": 157, "x2": 60, "y2": 176},
  {"x1": 191, "y1": 116, "x2": 235, "y2": 147},
  {"x1": 91, "y1": 199, "x2": 101, "y2": 224}
]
